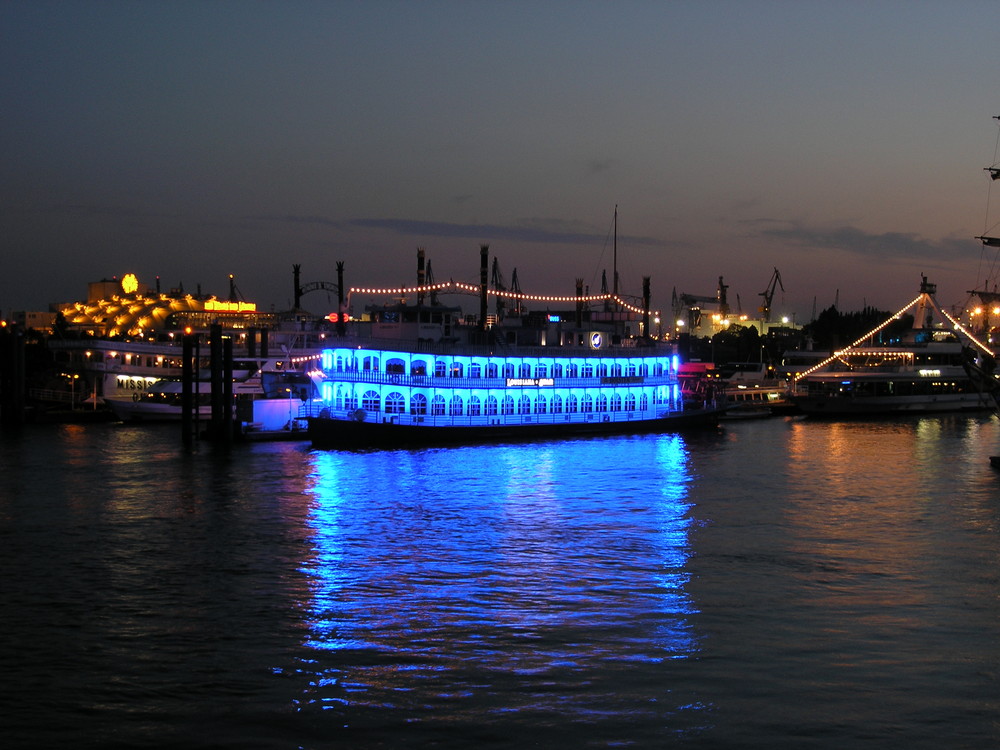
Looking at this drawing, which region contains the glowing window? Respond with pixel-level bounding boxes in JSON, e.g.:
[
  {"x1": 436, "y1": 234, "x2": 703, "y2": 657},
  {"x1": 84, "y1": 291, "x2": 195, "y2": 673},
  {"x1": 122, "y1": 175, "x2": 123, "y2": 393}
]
[
  {"x1": 386, "y1": 358, "x2": 405, "y2": 374},
  {"x1": 411, "y1": 360, "x2": 428, "y2": 377},
  {"x1": 385, "y1": 392, "x2": 405, "y2": 413},
  {"x1": 362, "y1": 390, "x2": 380, "y2": 411},
  {"x1": 451, "y1": 362, "x2": 463, "y2": 378},
  {"x1": 410, "y1": 393, "x2": 427, "y2": 414},
  {"x1": 501, "y1": 396, "x2": 515, "y2": 415},
  {"x1": 566, "y1": 394, "x2": 578, "y2": 413},
  {"x1": 518, "y1": 395, "x2": 531, "y2": 414},
  {"x1": 611, "y1": 394, "x2": 622, "y2": 411},
  {"x1": 625, "y1": 393, "x2": 636, "y2": 411},
  {"x1": 468, "y1": 395, "x2": 482, "y2": 416},
  {"x1": 431, "y1": 395, "x2": 446, "y2": 415},
  {"x1": 450, "y1": 395, "x2": 464, "y2": 416},
  {"x1": 363, "y1": 356, "x2": 379, "y2": 372}
]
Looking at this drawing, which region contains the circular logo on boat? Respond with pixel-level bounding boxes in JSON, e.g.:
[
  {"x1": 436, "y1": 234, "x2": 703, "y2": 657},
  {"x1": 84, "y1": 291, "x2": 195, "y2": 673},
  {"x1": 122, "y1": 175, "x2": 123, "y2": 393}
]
[{"x1": 591, "y1": 332, "x2": 603, "y2": 349}]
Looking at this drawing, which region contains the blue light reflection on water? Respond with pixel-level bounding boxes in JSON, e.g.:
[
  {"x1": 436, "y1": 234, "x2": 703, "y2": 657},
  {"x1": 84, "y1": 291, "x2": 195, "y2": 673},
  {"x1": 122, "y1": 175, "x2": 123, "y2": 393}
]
[{"x1": 296, "y1": 434, "x2": 703, "y2": 729}]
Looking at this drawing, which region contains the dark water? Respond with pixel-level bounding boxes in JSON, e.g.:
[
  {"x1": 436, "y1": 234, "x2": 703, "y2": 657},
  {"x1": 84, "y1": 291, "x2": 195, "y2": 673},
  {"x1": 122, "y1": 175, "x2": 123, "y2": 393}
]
[{"x1": 1, "y1": 416, "x2": 999, "y2": 749}]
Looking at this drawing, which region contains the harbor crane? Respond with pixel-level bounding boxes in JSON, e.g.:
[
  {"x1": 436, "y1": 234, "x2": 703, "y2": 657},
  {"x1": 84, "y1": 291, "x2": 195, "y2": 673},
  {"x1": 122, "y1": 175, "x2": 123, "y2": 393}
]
[{"x1": 758, "y1": 268, "x2": 784, "y2": 323}]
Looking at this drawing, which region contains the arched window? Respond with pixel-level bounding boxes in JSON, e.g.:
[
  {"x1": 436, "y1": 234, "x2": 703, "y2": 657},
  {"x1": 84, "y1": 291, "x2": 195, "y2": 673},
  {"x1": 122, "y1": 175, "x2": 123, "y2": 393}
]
[
  {"x1": 501, "y1": 395, "x2": 515, "y2": 415},
  {"x1": 518, "y1": 394, "x2": 531, "y2": 414},
  {"x1": 434, "y1": 361, "x2": 447, "y2": 377},
  {"x1": 385, "y1": 391, "x2": 406, "y2": 413},
  {"x1": 536, "y1": 394, "x2": 548, "y2": 414},
  {"x1": 566, "y1": 394, "x2": 578, "y2": 413},
  {"x1": 626, "y1": 362, "x2": 636, "y2": 377},
  {"x1": 552, "y1": 363, "x2": 563, "y2": 378},
  {"x1": 363, "y1": 356, "x2": 379, "y2": 372},
  {"x1": 638, "y1": 363, "x2": 647, "y2": 377},
  {"x1": 611, "y1": 363, "x2": 622, "y2": 377},
  {"x1": 468, "y1": 395, "x2": 482, "y2": 416},
  {"x1": 411, "y1": 360, "x2": 428, "y2": 377},
  {"x1": 582, "y1": 394, "x2": 594, "y2": 412},
  {"x1": 597, "y1": 394, "x2": 608, "y2": 411},
  {"x1": 344, "y1": 393, "x2": 358, "y2": 412},
  {"x1": 334, "y1": 386, "x2": 346, "y2": 410},
  {"x1": 487, "y1": 363, "x2": 498, "y2": 378},
  {"x1": 653, "y1": 363, "x2": 664, "y2": 376},
  {"x1": 431, "y1": 395, "x2": 446, "y2": 415},
  {"x1": 535, "y1": 364, "x2": 548, "y2": 378},
  {"x1": 625, "y1": 393, "x2": 636, "y2": 411},
  {"x1": 640, "y1": 394, "x2": 649, "y2": 410},
  {"x1": 519, "y1": 363, "x2": 532, "y2": 378},
  {"x1": 410, "y1": 393, "x2": 427, "y2": 414},
  {"x1": 582, "y1": 363, "x2": 593, "y2": 377},
  {"x1": 566, "y1": 363, "x2": 578, "y2": 378},
  {"x1": 486, "y1": 395, "x2": 498, "y2": 415},
  {"x1": 551, "y1": 394, "x2": 563, "y2": 413},
  {"x1": 362, "y1": 390, "x2": 380, "y2": 412},
  {"x1": 450, "y1": 362, "x2": 463, "y2": 378},
  {"x1": 469, "y1": 363, "x2": 482, "y2": 378},
  {"x1": 611, "y1": 394, "x2": 622, "y2": 412},
  {"x1": 386, "y1": 358, "x2": 405, "y2": 374},
  {"x1": 449, "y1": 395, "x2": 464, "y2": 416},
  {"x1": 503, "y1": 363, "x2": 515, "y2": 378},
  {"x1": 597, "y1": 363, "x2": 608, "y2": 377}
]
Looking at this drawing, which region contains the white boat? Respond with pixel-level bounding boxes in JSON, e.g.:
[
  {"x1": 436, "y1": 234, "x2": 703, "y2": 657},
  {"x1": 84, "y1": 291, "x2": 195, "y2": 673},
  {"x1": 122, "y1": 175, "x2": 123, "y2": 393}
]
[
  {"x1": 791, "y1": 278, "x2": 999, "y2": 416},
  {"x1": 107, "y1": 358, "x2": 318, "y2": 430},
  {"x1": 716, "y1": 362, "x2": 793, "y2": 419},
  {"x1": 307, "y1": 248, "x2": 722, "y2": 448}
]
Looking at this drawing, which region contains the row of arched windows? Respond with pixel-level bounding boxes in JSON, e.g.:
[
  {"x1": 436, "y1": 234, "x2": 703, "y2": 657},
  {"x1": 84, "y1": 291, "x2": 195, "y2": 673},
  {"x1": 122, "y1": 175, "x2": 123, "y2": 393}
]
[{"x1": 337, "y1": 389, "x2": 669, "y2": 416}]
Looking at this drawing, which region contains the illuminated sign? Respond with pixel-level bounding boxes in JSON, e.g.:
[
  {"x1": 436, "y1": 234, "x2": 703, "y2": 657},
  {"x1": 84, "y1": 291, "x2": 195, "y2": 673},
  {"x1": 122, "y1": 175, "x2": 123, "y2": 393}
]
[
  {"x1": 505, "y1": 378, "x2": 555, "y2": 387},
  {"x1": 918, "y1": 369, "x2": 941, "y2": 377},
  {"x1": 590, "y1": 332, "x2": 603, "y2": 349},
  {"x1": 121, "y1": 273, "x2": 139, "y2": 294},
  {"x1": 204, "y1": 300, "x2": 257, "y2": 313}
]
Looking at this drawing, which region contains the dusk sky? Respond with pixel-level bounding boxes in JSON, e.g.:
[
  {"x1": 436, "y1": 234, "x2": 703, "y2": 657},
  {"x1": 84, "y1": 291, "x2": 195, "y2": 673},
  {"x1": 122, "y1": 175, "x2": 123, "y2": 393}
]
[{"x1": 4, "y1": 1, "x2": 1000, "y2": 322}]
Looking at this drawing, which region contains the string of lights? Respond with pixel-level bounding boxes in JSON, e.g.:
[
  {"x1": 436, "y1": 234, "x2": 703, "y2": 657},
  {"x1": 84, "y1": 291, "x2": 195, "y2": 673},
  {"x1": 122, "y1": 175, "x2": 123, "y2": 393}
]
[
  {"x1": 794, "y1": 292, "x2": 994, "y2": 380},
  {"x1": 347, "y1": 283, "x2": 660, "y2": 316}
]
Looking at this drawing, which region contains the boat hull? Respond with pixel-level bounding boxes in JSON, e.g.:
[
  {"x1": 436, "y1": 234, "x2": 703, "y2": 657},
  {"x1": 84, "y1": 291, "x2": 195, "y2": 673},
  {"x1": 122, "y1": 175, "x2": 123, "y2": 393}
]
[
  {"x1": 790, "y1": 393, "x2": 994, "y2": 416},
  {"x1": 308, "y1": 408, "x2": 721, "y2": 448}
]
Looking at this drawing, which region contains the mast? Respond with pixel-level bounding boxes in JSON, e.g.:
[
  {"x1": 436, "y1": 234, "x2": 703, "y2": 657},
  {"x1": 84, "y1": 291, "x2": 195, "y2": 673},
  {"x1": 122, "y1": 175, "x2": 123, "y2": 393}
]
[{"x1": 613, "y1": 205, "x2": 619, "y2": 297}]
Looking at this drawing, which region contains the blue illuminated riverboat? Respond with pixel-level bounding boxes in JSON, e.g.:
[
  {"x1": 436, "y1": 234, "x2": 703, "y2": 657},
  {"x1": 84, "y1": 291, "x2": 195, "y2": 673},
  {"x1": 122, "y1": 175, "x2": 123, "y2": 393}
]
[{"x1": 306, "y1": 248, "x2": 722, "y2": 447}]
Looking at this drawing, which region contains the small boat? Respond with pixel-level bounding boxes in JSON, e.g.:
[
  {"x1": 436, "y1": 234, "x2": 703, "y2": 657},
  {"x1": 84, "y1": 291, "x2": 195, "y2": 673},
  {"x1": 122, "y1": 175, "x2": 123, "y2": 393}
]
[
  {"x1": 307, "y1": 246, "x2": 723, "y2": 448},
  {"x1": 716, "y1": 362, "x2": 794, "y2": 419},
  {"x1": 791, "y1": 277, "x2": 999, "y2": 416}
]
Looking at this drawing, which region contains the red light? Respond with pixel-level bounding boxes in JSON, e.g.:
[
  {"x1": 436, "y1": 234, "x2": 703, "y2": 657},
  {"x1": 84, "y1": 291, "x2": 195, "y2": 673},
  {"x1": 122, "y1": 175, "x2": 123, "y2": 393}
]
[{"x1": 326, "y1": 312, "x2": 340, "y2": 323}]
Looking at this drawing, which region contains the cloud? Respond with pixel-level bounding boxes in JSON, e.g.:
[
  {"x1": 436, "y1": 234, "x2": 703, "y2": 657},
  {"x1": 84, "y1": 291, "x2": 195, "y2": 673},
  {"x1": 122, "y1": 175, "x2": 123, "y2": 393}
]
[
  {"x1": 260, "y1": 214, "x2": 667, "y2": 247},
  {"x1": 761, "y1": 223, "x2": 980, "y2": 261}
]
